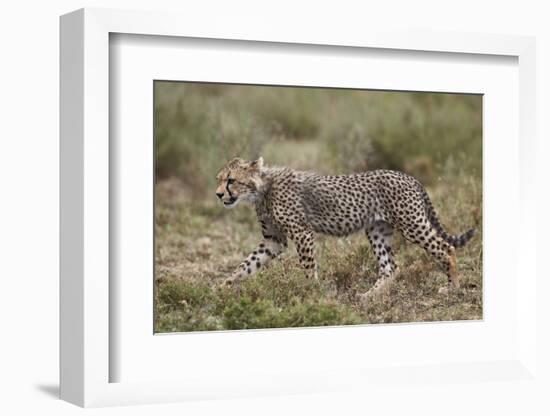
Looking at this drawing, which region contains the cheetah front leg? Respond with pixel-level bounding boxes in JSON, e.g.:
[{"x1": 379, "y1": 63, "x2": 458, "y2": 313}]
[
  {"x1": 290, "y1": 229, "x2": 318, "y2": 279},
  {"x1": 223, "y1": 236, "x2": 287, "y2": 286},
  {"x1": 359, "y1": 220, "x2": 399, "y2": 302}
]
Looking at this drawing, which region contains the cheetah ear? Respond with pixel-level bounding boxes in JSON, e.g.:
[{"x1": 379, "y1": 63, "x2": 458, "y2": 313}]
[{"x1": 250, "y1": 157, "x2": 264, "y2": 170}]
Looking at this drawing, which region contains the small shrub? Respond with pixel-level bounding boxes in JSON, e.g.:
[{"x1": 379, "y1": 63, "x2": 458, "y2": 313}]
[{"x1": 222, "y1": 297, "x2": 281, "y2": 330}]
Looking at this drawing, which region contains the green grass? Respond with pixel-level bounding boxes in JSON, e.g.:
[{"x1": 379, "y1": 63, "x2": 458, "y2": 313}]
[{"x1": 153, "y1": 82, "x2": 482, "y2": 333}]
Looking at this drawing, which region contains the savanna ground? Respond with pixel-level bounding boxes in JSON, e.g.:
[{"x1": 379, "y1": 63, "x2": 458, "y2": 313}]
[{"x1": 154, "y1": 82, "x2": 482, "y2": 333}]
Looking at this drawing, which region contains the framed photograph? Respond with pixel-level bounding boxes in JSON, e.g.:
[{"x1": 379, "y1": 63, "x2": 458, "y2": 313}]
[{"x1": 60, "y1": 8, "x2": 537, "y2": 408}]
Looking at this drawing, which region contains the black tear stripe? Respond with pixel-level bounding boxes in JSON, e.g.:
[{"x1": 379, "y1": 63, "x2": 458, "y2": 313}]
[{"x1": 226, "y1": 181, "x2": 234, "y2": 199}]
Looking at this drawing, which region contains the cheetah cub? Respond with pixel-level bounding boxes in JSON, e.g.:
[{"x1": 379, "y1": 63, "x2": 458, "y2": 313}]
[{"x1": 215, "y1": 157, "x2": 476, "y2": 300}]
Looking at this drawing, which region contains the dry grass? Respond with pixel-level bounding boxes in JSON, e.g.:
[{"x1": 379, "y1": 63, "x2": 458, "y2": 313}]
[{"x1": 154, "y1": 165, "x2": 482, "y2": 333}]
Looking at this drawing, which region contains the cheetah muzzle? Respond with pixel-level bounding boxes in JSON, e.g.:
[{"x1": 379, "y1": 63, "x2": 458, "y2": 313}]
[{"x1": 215, "y1": 157, "x2": 476, "y2": 300}]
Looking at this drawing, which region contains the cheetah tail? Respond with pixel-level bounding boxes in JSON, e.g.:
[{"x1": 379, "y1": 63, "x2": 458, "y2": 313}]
[
  {"x1": 447, "y1": 228, "x2": 477, "y2": 248},
  {"x1": 421, "y1": 188, "x2": 476, "y2": 248}
]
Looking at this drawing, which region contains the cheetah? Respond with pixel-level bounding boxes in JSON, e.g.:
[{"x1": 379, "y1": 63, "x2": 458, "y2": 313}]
[{"x1": 215, "y1": 157, "x2": 476, "y2": 299}]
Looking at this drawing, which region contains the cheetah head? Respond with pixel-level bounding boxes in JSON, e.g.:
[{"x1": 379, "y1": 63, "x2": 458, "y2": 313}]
[{"x1": 215, "y1": 157, "x2": 264, "y2": 209}]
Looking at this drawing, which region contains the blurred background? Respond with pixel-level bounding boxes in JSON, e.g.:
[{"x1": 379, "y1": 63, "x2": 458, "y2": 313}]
[
  {"x1": 154, "y1": 82, "x2": 482, "y2": 333},
  {"x1": 155, "y1": 82, "x2": 482, "y2": 194}
]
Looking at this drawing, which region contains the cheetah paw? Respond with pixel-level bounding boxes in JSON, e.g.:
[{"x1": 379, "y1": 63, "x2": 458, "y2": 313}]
[
  {"x1": 356, "y1": 291, "x2": 374, "y2": 305},
  {"x1": 221, "y1": 275, "x2": 238, "y2": 287}
]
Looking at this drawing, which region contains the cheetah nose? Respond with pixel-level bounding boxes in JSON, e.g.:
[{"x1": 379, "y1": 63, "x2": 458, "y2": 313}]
[{"x1": 216, "y1": 192, "x2": 224, "y2": 199}]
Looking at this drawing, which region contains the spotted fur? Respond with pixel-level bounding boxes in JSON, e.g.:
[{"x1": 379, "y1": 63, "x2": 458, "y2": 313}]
[{"x1": 215, "y1": 157, "x2": 476, "y2": 298}]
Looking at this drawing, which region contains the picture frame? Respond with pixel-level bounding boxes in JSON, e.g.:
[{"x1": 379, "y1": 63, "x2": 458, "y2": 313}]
[{"x1": 60, "y1": 8, "x2": 537, "y2": 408}]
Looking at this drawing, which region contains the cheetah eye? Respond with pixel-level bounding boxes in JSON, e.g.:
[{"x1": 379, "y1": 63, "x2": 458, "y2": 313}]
[{"x1": 227, "y1": 178, "x2": 235, "y2": 184}]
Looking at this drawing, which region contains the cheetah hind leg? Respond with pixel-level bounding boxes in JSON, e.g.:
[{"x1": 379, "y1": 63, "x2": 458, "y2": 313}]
[
  {"x1": 399, "y1": 220, "x2": 459, "y2": 295},
  {"x1": 437, "y1": 246, "x2": 458, "y2": 295},
  {"x1": 358, "y1": 220, "x2": 399, "y2": 303}
]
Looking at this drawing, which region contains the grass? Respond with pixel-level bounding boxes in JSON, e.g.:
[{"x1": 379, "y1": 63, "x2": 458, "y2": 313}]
[
  {"x1": 154, "y1": 82, "x2": 482, "y2": 333},
  {"x1": 154, "y1": 164, "x2": 482, "y2": 333}
]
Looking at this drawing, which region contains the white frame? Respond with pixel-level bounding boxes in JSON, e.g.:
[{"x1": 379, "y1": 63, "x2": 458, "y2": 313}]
[
  {"x1": 60, "y1": 8, "x2": 537, "y2": 408},
  {"x1": 112, "y1": 33, "x2": 520, "y2": 384}
]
